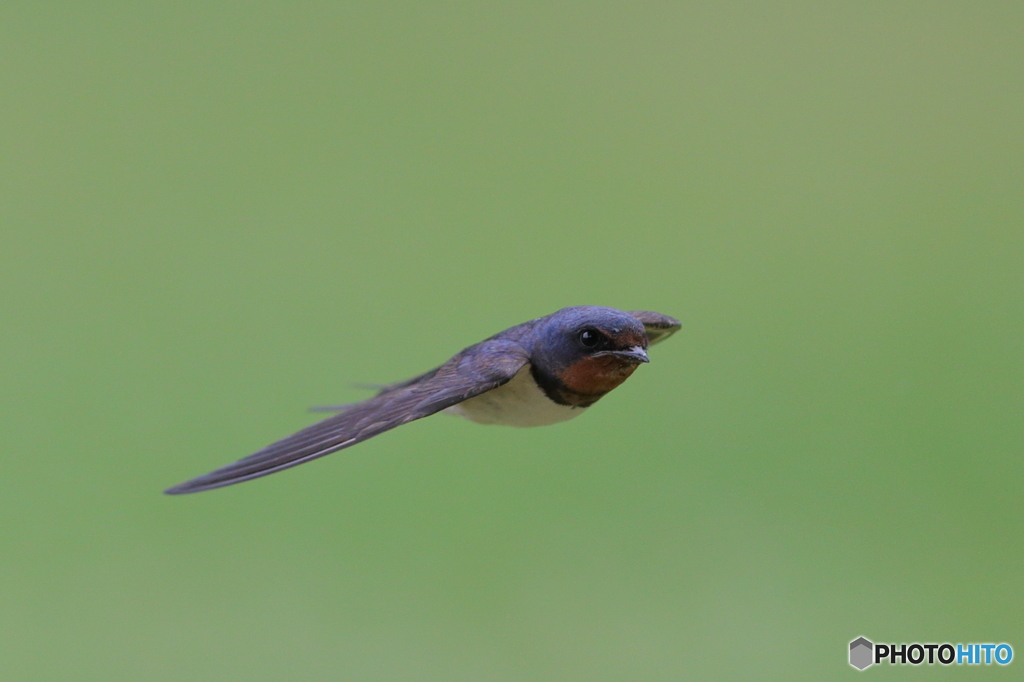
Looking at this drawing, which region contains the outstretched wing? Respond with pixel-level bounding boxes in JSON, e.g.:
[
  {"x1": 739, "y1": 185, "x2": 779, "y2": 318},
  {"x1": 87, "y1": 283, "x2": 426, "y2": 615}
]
[
  {"x1": 165, "y1": 340, "x2": 529, "y2": 494},
  {"x1": 628, "y1": 310, "x2": 681, "y2": 346}
]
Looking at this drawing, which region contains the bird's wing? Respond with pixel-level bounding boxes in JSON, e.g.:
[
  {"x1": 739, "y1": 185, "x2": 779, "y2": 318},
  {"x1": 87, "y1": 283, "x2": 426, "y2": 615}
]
[
  {"x1": 165, "y1": 340, "x2": 529, "y2": 494},
  {"x1": 628, "y1": 311, "x2": 681, "y2": 346}
]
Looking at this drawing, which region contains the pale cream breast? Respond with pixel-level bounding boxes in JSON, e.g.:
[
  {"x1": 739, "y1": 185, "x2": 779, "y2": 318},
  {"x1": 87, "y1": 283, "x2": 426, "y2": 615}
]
[{"x1": 444, "y1": 364, "x2": 585, "y2": 427}]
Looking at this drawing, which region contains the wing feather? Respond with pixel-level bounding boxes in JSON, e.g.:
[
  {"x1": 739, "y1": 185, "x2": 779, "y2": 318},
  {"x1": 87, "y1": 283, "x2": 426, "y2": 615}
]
[
  {"x1": 165, "y1": 341, "x2": 528, "y2": 494},
  {"x1": 628, "y1": 310, "x2": 681, "y2": 345}
]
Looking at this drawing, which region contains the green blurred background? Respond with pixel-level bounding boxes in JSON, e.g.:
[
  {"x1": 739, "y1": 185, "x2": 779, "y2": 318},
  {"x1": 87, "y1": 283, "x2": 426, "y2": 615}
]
[{"x1": 2, "y1": 2, "x2": 1021, "y2": 680}]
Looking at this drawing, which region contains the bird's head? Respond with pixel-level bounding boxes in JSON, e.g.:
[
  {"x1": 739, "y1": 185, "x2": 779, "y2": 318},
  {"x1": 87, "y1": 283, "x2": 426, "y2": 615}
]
[{"x1": 531, "y1": 306, "x2": 650, "y2": 404}]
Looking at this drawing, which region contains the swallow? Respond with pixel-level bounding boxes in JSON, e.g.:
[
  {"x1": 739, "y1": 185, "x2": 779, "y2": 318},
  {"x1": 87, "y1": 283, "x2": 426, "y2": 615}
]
[{"x1": 165, "y1": 306, "x2": 680, "y2": 494}]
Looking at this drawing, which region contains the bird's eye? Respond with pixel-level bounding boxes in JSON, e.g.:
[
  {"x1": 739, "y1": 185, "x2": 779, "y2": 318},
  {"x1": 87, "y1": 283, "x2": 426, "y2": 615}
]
[{"x1": 579, "y1": 329, "x2": 601, "y2": 348}]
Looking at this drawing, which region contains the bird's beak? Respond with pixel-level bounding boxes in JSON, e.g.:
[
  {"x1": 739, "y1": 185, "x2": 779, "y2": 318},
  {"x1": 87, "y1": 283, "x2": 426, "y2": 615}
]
[{"x1": 608, "y1": 346, "x2": 650, "y2": 364}]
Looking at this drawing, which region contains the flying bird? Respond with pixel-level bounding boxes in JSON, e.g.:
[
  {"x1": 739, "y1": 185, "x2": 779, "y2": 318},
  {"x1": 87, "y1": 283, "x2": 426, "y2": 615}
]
[{"x1": 165, "y1": 306, "x2": 680, "y2": 494}]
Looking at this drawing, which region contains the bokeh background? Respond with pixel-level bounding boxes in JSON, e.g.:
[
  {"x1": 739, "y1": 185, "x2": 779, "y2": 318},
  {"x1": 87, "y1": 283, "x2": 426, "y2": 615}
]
[{"x1": 2, "y1": 2, "x2": 1021, "y2": 680}]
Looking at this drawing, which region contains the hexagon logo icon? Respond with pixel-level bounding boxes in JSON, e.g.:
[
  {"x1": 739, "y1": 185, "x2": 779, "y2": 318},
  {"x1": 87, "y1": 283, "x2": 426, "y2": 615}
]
[{"x1": 850, "y1": 637, "x2": 874, "y2": 670}]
